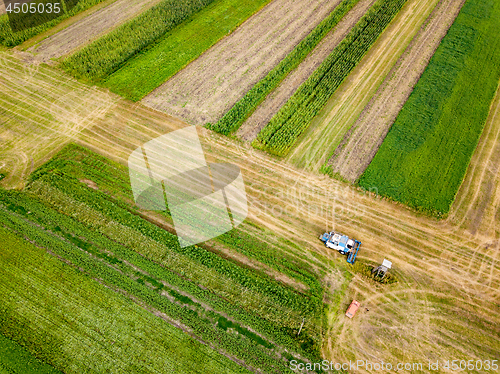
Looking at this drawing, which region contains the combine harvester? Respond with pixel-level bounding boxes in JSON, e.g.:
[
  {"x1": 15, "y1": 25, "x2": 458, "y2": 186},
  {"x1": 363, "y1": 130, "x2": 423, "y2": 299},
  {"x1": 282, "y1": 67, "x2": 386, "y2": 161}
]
[{"x1": 319, "y1": 232, "x2": 361, "y2": 264}]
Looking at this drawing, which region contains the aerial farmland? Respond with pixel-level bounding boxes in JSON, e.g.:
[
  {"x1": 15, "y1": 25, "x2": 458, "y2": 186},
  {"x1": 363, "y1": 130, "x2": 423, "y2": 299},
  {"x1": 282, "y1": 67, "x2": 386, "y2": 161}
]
[{"x1": 0, "y1": 0, "x2": 499, "y2": 373}]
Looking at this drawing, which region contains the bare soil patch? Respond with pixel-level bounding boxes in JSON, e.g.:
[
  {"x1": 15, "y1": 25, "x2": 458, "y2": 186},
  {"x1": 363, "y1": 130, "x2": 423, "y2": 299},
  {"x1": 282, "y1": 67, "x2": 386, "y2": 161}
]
[
  {"x1": 236, "y1": 0, "x2": 376, "y2": 142},
  {"x1": 142, "y1": 0, "x2": 343, "y2": 125},
  {"x1": 327, "y1": 0, "x2": 467, "y2": 182},
  {"x1": 80, "y1": 178, "x2": 99, "y2": 190},
  {"x1": 27, "y1": 0, "x2": 161, "y2": 62}
]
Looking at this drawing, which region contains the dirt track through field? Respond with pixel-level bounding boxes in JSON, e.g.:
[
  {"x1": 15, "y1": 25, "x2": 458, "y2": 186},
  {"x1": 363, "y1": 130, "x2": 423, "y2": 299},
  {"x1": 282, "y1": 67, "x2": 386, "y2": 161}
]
[
  {"x1": 2, "y1": 51, "x2": 500, "y2": 372},
  {"x1": 327, "y1": 0, "x2": 467, "y2": 182},
  {"x1": 285, "y1": 0, "x2": 441, "y2": 171},
  {"x1": 236, "y1": 0, "x2": 377, "y2": 141},
  {"x1": 27, "y1": 0, "x2": 161, "y2": 62},
  {"x1": 142, "y1": 0, "x2": 344, "y2": 126}
]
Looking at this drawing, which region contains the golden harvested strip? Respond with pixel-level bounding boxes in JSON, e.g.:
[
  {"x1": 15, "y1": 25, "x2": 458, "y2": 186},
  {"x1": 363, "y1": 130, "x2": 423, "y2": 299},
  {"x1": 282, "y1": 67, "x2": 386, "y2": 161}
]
[
  {"x1": 285, "y1": 0, "x2": 441, "y2": 171},
  {"x1": 0, "y1": 51, "x2": 118, "y2": 188},
  {"x1": 327, "y1": 0, "x2": 467, "y2": 182},
  {"x1": 449, "y1": 84, "x2": 500, "y2": 237},
  {"x1": 1, "y1": 51, "x2": 499, "y2": 369}
]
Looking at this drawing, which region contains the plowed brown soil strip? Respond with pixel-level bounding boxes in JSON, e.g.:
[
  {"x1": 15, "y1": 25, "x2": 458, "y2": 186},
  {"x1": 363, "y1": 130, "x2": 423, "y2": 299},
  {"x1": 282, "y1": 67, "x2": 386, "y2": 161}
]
[
  {"x1": 236, "y1": 0, "x2": 376, "y2": 141},
  {"x1": 328, "y1": 0, "x2": 467, "y2": 182},
  {"x1": 142, "y1": 0, "x2": 343, "y2": 126}
]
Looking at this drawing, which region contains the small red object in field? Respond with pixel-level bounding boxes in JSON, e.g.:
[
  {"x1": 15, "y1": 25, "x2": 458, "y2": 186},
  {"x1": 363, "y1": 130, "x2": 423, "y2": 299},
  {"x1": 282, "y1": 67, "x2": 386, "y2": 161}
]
[{"x1": 345, "y1": 300, "x2": 360, "y2": 318}]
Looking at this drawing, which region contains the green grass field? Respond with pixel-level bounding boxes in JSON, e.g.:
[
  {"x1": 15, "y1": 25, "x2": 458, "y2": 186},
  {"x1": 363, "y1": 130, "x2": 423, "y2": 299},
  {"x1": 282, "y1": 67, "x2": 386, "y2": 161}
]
[
  {"x1": 0, "y1": 143, "x2": 344, "y2": 373},
  {"x1": 359, "y1": 0, "x2": 500, "y2": 216},
  {"x1": 0, "y1": 225, "x2": 251, "y2": 374},
  {"x1": 103, "y1": 0, "x2": 272, "y2": 101},
  {"x1": 0, "y1": 334, "x2": 62, "y2": 374}
]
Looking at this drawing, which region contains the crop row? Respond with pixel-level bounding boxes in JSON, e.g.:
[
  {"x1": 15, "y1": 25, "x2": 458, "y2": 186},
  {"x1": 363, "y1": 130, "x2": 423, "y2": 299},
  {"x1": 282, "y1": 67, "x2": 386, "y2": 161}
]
[
  {"x1": 26, "y1": 144, "x2": 330, "y2": 355},
  {"x1": 255, "y1": 0, "x2": 408, "y2": 156},
  {"x1": 0, "y1": 333, "x2": 62, "y2": 374},
  {"x1": 11, "y1": 171, "x2": 324, "y2": 358},
  {"x1": 33, "y1": 144, "x2": 326, "y2": 305},
  {"x1": 0, "y1": 201, "x2": 304, "y2": 373},
  {"x1": 0, "y1": 0, "x2": 107, "y2": 47},
  {"x1": 103, "y1": 0, "x2": 272, "y2": 101},
  {"x1": 207, "y1": 0, "x2": 361, "y2": 135},
  {"x1": 359, "y1": 0, "x2": 500, "y2": 215},
  {"x1": 0, "y1": 189, "x2": 311, "y2": 355},
  {"x1": 28, "y1": 173, "x2": 320, "y2": 316},
  {"x1": 61, "y1": 0, "x2": 214, "y2": 81},
  {"x1": 0, "y1": 225, "x2": 252, "y2": 374}
]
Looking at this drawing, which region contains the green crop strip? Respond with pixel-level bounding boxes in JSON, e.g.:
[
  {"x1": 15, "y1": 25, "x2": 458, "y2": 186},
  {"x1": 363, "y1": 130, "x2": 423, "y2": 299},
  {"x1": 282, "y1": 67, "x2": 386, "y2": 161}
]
[
  {"x1": 0, "y1": 208, "x2": 290, "y2": 372},
  {"x1": 207, "y1": 0, "x2": 361, "y2": 135},
  {"x1": 103, "y1": 0, "x2": 272, "y2": 101},
  {"x1": 0, "y1": 184, "x2": 331, "y2": 371},
  {"x1": 254, "y1": 0, "x2": 408, "y2": 156},
  {"x1": 0, "y1": 334, "x2": 62, "y2": 374},
  {"x1": 61, "y1": 0, "x2": 214, "y2": 81},
  {"x1": 0, "y1": 225, "x2": 251, "y2": 374},
  {"x1": 0, "y1": 147, "x2": 335, "y2": 362},
  {"x1": 0, "y1": 0, "x2": 108, "y2": 47},
  {"x1": 359, "y1": 0, "x2": 500, "y2": 216},
  {"x1": 17, "y1": 144, "x2": 353, "y2": 363},
  {"x1": 32, "y1": 144, "x2": 328, "y2": 303}
]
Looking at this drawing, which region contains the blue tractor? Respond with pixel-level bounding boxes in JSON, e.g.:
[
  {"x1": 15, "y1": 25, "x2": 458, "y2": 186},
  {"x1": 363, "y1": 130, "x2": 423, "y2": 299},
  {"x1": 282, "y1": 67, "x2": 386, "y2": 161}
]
[{"x1": 319, "y1": 231, "x2": 361, "y2": 264}]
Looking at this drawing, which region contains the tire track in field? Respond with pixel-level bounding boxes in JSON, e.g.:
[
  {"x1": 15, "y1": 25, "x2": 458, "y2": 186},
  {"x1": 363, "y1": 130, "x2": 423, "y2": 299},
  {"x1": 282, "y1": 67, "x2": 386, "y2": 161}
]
[
  {"x1": 327, "y1": 0, "x2": 467, "y2": 182},
  {"x1": 0, "y1": 52, "x2": 117, "y2": 187},
  {"x1": 236, "y1": 0, "x2": 377, "y2": 141},
  {"x1": 142, "y1": 0, "x2": 344, "y2": 126},
  {"x1": 74, "y1": 114, "x2": 500, "y2": 365},
  {"x1": 2, "y1": 51, "x2": 499, "y2": 366},
  {"x1": 95, "y1": 120, "x2": 500, "y2": 298},
  {"x1": 80, "y1": 113, "x2": 500, "y2": 299},
  {"x1": 28, "y1": 0, "x2": 162, "y2": 62}
]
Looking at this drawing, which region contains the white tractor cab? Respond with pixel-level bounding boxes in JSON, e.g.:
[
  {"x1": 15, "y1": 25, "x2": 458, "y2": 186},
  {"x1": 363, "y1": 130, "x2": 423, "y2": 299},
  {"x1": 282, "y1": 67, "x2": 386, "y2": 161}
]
[{"x1": 319, "y1": 231, "x2": 361, "y2": 263}]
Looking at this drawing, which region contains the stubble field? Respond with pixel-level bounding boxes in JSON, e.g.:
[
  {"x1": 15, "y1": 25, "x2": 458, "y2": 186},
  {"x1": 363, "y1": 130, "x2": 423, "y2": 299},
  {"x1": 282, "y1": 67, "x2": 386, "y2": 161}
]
[
  {"x1": 236, "y1": 0, "x2": 377, "y2": 142},
  {"x1": 327, "y1": 0, "x2": 467, "y2": 182},
  {"x1": 1, "y1": 51, "x2": 499, "y2": 372}
]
